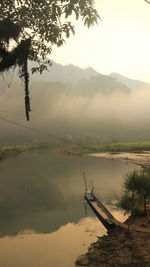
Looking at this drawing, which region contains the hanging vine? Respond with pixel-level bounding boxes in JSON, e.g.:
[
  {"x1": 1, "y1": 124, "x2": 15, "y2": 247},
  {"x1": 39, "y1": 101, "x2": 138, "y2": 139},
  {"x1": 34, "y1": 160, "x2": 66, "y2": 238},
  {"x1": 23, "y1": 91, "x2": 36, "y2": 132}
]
[
  {"x1": 18, "y1": 39, "x2": 31, "y2": 121},
  {"x1": 0, "y1": 19, "x2": 31, "y2": 121}
]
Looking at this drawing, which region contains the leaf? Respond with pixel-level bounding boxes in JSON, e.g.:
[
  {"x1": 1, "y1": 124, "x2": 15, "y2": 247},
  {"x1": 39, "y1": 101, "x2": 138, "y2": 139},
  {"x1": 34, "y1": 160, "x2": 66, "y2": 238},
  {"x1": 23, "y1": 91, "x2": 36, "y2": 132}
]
[{"x1": 0, "y1": 0, "x2": 100, "y2": 70}]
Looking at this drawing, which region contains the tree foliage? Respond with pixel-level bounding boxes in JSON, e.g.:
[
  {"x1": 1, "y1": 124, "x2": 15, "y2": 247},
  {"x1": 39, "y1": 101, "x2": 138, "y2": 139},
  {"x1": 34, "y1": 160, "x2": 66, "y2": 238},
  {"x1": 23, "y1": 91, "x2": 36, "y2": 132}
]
[
  {"x1": 0, "y1": 0, "x2": 100, "y2": 71},
  {"x1": 0, "y1": 0, "x2": 99, "y2": 120},
  {"x1": 118, "y1": 169, "x2": 150, "y2": 216}
]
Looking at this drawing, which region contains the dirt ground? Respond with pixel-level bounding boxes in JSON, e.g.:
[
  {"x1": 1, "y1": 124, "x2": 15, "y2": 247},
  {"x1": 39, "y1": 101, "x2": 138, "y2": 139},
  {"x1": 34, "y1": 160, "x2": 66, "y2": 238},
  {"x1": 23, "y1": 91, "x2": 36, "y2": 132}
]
[{"x1": 75, "y1": 213, "x2": 150, "y2": 266}]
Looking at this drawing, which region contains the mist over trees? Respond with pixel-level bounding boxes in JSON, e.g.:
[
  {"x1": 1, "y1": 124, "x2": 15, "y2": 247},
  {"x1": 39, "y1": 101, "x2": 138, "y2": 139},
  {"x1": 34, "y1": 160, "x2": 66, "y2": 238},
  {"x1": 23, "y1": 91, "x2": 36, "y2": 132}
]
[{"x1": 1, "y1": 62, "x2": 150, "y2": 145}]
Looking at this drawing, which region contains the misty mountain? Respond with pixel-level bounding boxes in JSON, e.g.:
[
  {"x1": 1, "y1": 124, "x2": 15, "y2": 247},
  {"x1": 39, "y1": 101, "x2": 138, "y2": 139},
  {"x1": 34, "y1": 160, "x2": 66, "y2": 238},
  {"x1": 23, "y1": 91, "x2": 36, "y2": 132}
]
[
  {"x1": 110, "y1": 73, "x2": 150, "y2": 90},
  {"x1": 3, "y1": 60, "x2": 149, "y2": 93},
  {"x1": 2, "y1": 61, "x2": 132, "y2": 97},
  {"x1": 29, "y1": 61, "x2": 131, "y2": 96},
  {"x1": 30, "y1": 60, "x2": 99, "y2": 84},
  {"x1": 1, "y1": 61, "x2": 150, "y2": 145},
  {"x1": 71, "y1": 74, "x2": 131, "y2": 96},
  {"x1": 31, "y1": 61, "x2": 149, "y2": 92}
]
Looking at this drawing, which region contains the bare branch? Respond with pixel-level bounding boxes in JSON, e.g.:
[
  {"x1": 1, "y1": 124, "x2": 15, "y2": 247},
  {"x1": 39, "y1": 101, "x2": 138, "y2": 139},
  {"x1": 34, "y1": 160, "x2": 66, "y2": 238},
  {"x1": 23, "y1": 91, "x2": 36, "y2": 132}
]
[{"x1": 144, "y1": 0, "x2": 150, "y2": 4}]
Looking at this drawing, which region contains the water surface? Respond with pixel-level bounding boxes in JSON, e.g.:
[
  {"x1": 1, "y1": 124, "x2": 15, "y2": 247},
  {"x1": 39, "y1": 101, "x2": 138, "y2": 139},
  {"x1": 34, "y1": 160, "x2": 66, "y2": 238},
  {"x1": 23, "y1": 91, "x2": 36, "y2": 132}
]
[{"x1": 0, "y1": 151, "x2": 138, "y2": 266}]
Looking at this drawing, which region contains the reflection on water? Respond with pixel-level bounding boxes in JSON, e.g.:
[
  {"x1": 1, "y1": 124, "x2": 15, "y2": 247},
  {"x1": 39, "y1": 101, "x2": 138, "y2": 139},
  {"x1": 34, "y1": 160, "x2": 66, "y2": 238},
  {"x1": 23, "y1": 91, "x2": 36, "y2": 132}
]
[
  {"x1": 0, "y1": 151, "x2": 138, "y2": 266},
  {"x1": 0, "y1": 217, "x2": 104, "y2": 267},
  {"x1": 0, "y1": 211, "x2": 127, "y2": 267}
]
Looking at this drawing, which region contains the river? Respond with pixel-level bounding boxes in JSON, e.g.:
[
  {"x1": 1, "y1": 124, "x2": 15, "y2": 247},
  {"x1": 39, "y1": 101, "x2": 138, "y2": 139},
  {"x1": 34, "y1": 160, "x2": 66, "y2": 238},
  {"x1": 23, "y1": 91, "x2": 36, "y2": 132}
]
[{"x1": 0, "y1": 150, "x2": 139, "y2": 267}]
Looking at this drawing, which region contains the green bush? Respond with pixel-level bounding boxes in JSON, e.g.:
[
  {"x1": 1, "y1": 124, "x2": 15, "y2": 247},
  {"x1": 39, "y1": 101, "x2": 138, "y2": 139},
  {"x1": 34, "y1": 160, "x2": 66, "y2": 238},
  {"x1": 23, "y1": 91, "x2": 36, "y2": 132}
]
[{"x1": 118, "y1": 169, "x2": 150, "y2": 216}]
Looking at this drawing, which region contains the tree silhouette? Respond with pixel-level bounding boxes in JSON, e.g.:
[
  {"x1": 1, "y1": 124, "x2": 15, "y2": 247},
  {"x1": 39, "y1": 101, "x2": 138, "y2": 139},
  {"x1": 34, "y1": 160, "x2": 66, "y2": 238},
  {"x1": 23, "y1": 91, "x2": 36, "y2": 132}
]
[
  {"x1": 0, "y1": 0, "x2": 100, "y2": 120},
  {"x1": 119, "y1": 169, "x2": 150, "y2": 216},
  {"x1": 144, "y1": 0, "x2": 150, "y2": 4}
]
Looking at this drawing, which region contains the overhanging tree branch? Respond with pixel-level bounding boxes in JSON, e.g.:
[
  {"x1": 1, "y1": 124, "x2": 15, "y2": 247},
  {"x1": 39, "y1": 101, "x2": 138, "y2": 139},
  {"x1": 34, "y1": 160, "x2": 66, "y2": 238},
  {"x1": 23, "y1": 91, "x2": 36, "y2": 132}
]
[{"x1": 0, "y1": 0, "x2": 100, "y2": 121}]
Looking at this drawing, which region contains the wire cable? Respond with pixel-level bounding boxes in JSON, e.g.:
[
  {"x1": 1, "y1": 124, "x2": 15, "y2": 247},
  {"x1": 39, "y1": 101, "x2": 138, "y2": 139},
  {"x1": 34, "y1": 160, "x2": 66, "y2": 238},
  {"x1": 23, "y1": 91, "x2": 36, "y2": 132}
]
[{"x1": 0, "y1": 115, "x2": 98, "y2": 152}]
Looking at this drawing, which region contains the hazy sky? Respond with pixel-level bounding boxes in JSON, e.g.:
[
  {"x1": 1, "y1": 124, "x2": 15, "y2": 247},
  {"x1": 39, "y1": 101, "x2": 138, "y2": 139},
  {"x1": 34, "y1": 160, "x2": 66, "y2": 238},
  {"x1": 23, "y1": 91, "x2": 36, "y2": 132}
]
[{"x1": 50, "y1": 0, "x2": 150, "y2": 82}]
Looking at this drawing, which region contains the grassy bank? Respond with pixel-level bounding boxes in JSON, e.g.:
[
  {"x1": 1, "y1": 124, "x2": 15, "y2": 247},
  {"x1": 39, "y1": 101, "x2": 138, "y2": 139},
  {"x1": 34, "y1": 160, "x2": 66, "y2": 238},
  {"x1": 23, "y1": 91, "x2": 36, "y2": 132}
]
[
  {"x1": 70, "y1": 141, "x2": 150, "y2": 154},
  {"x1": 2, "y1": 141, "x2": 150, "y2": 161},
  {"x1": 0, "y1": 142, "x2": 61, "y2": 162},
  {"x1": 0, "y1": 145, "x2": 34, "y2": 161},
  {"x1": 0, "y1": 139, "x2": 71, "y2": 162}
]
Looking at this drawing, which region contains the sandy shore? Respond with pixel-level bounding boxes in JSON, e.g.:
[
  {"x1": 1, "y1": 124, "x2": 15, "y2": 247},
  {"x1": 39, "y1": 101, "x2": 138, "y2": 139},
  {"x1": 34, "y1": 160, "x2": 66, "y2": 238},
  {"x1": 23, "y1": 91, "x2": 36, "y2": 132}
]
[{"x1": 89, "y1": 151, "x2": 150, "y2": 167}]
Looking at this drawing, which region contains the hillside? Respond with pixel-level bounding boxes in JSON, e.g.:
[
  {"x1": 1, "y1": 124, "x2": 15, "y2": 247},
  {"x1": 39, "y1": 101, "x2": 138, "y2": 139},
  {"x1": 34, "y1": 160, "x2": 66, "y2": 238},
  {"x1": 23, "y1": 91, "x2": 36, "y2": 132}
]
[
  {"x1": 29, "y1": 60, "x2": 99, "y2": 84},
  {"x1": 110, "y1": 73, "x2": 150, "y2": 90},
  {"x1": 1, "y1": 61, "x2": 150, "y2": 145}
]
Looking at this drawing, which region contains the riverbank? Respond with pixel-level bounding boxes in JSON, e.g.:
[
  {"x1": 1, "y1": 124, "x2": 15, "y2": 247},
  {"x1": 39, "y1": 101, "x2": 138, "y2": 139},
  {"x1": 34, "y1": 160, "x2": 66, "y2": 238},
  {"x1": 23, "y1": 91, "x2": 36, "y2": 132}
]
[
  {"x1": 89, "y1": 151, "x2": 150, "y2": 167},
  {"x1": 0, "y1": 143, "x2": 54, "y2": 162},
  {"x1": 75, "y1": 150, "x2": 150, "y2": 266},
  {"x1": 69, "y1": 141, "x2": 150, "y2": 155},
  {"x1": 0, "y1": 140, "x2": 68, "y2": 162},
  {"x1": 0, "y1": 145, "x2": 30, "y2": 162},
  {"x1": 76, "y1": 212, "x2": 150, "y2": 266}
]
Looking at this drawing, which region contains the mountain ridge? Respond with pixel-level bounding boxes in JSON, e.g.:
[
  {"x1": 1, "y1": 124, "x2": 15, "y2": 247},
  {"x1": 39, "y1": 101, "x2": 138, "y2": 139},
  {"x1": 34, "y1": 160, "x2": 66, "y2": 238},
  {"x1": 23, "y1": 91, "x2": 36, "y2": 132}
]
[
  {"x1": 30, "y1": 60, "x2": 150, "y2": 90},
  {"x1": 29, "y1": 60, "x2": 99, "y2": 84},
  {"x1": 110, "y1": 73, "x2": 150, "y2": 90}
]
